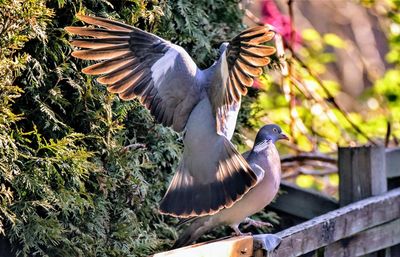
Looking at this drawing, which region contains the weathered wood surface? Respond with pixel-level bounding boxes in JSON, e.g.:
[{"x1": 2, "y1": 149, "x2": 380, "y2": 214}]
[
  {"x1": 339, "y1": 146, "x2": 390, "y2": 257},
  {"x1": 268, "y1": 188, "x2": 400, "y2": 257},
  {"x1": 270, "y1": 147, "x2": 400, "y2": 222},
  {"x1": 324, "y1": 218, "x2": 400, "y2": 257},
  {"x1": 151, "y1": 236, "x2": 253, "y2": 257},
  {"x1": 386, "y1": 148, "x2": 400, "y2": 179},
  {"x1": 270, "y1": 181, "x2": 338, "y2": 220},
  {"x1": 339, "y1": 146, "x2": 387, "y2": 207},
  {"x1": 151, "y1": 189, "x2": 400, "y2": 257}
]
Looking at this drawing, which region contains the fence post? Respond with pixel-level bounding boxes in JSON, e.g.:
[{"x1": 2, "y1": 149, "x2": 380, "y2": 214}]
[
  {"x1": 338, "y1": 145, "x2": 388, "y2": 257},
  {"x1": 339, "y1": 145, "x2": 387, "y2": 207}
]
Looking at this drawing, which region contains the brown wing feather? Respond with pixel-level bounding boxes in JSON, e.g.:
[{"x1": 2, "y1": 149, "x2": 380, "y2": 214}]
[
  {"x1": 65, "y1": 27, "x2": 130, "y2": 38},
  {"x1": 82, "y1": 53, "x2": 135, "y2": 75},
  {"x1": 231, "y1": 70, "x2": 248, "y2": 95},
  {"x1": 241, "y1": 44, "x2": 276, "y2": 57},
  {"x1": 227, "y1": 76, "x2": 241, "y2": 101},
  {"x1": 71, "y1": 44, "x2": 131, "y2": 60},
  {"x1": 239, "y1": 53, "x2": 271, "y2": 67},
  {"x1": 215, "y1": 26, "x2": 276, "y2": 139},
  {"x1": 235, "y1": 59, "x2": 262, "y2": 77},
  {"x1": 66, "y1": 14, "x2": 200, "y2": 132},
  {"x1": 224, "y1": 27, "x2": 276, "y2": 103},
  {"x1": 75, "y1": 14, "x2": 134, "y2": 32},
  {"x1": 232, "y1": 65, "x2": 253, "y2": 87},
  {"x1": 70, "y1": 38, "x2": 129, "y2": 48}
]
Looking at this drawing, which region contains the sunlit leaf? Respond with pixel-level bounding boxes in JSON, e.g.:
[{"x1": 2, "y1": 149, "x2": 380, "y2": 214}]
[{"x1": 323, "y1": 33, "x2": 346, "y2": 48}]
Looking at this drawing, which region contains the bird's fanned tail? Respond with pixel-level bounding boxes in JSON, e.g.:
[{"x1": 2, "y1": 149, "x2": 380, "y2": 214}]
[{"x1": 159, "y1": 137, "x2": 258, "y2": 218}]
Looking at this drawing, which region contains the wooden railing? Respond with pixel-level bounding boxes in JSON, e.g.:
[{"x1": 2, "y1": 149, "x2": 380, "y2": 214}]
[
  {"x1": 1, "y1": 146, "x2": 398, "y2": 256},
  {"x1": 270, "y1": 188, "x2": 400, "y2": 257},
  {"x1": 154, "y1": 146, "x2": 400, "y2": 257}
]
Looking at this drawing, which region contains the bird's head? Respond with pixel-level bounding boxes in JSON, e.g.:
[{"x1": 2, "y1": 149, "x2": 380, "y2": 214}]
[{"x1": 254, "y1": 124, "x2": 289, "y2": 145}]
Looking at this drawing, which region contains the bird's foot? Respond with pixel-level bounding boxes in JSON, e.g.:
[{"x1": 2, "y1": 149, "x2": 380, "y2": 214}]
[
  {"x1": 242, "y1": 218, "x2": 273, "y2": 230},
  {"x1": 232, "y1": 231, "x2": 253, "y2": 237},
  {"x1": 230, "y1": 225, "x2": 252, "y2": 237}
]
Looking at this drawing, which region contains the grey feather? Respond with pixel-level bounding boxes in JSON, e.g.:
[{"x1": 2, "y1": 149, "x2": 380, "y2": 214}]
[
  {"x1": 173, "y1": 124, "x2": 287, "y2": 247},
  {"x1": 67, "y1": 15, "x2": 277, "y2": 218}
]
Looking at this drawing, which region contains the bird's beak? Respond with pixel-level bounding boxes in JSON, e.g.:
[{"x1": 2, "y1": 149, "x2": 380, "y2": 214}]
[{"x1": 278, "y1": 132, "x2": 289, "y2": 141}]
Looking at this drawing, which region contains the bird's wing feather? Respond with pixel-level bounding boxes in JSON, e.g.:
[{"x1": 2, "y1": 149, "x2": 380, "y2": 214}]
[
  {"x1": 214, "y1": 26, "x2": 276, "y2": 137},
  {"x1": 66, "y1": 14, "x2": 200, "y2": 132},
  {"x1": 251, "y1": 163, "x2": 266, "y2": 184}
]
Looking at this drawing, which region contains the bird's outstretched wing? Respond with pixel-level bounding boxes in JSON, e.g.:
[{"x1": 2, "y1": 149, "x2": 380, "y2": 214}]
[
  {"x1": 225, "y1": 26, "x2": 276, "y2": 101},
  {"x1": 65, "y1": 14, "x2": 200, "y2": 132},
  {"x1": 214, "y1": 26, "x2": 276, "y2": 137}
]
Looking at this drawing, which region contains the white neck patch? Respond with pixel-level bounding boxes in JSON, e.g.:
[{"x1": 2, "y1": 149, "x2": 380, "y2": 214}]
[{"x1": 253, "y1": 139, "x2": 271, "y2": 152}]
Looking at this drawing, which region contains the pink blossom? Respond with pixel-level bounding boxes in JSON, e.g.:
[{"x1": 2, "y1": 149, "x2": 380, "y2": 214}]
[
  {"x1": 261, "y1": 0, "x2": 302, "y2": 48},
  {"x1": 253, "y1": 78, "x2": 262, "y2": 89}
]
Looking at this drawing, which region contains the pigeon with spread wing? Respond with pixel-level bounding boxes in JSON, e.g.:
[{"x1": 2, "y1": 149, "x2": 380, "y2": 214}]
[
  {"x1": 66, "y1": 15, "x2": 277, "y2": 218},
  {"x1": 173, "y1": 124, "x2": 288, "y2": 248}
]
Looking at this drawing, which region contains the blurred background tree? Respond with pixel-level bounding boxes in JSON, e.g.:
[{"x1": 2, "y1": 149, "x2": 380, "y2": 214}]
[
  {"x1": 0, "y1": 0, "x2": 399, "y2": 256},
  {"x1": 241, "y1": 0, "x2": 400, "y2": 198}
]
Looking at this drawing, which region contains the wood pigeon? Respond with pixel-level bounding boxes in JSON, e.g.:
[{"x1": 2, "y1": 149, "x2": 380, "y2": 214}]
[
  {"x1": 65, "y1": 15, "x2": 277, "y2": 218},
  {"x1": 173, "y1": 124, "x2": 288, "y2": 248}
]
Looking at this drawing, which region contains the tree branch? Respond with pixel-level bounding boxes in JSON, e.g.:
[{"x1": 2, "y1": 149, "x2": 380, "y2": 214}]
[{"x1": 281, "y1": 153, "x2": 337, "y2": 164}]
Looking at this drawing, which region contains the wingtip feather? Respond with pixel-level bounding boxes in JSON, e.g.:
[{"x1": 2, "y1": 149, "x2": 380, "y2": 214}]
[
  {"x1": 65, "y1": 26, "x2": 78, "y2": 34},
  {"x1": 74, "y1": 14, "x2": 133, "y2": 32}
]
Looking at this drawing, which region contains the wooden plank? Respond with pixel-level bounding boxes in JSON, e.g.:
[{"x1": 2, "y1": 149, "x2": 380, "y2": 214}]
[
  {"x1": 151, "y1": 236, "x2": 253, "y2": 257},
  {"x1": 339, "y1": 146, "x2": 388, "y2": 257},
  {"x1": 339, "y1": 145, "x2": 387, "y2": 207},
  {"x1": 386, "y1": 148, "x2": 400, "y2": 179},
  {"x1": 270, "y1": 181, "x2": 338, "y2": 220},
  {"x1": 324, "y1": 218, "x2": 400, "y2": 257},
  {"x1": 268, "y1": 188, "x2": 400, "y2": 257}
]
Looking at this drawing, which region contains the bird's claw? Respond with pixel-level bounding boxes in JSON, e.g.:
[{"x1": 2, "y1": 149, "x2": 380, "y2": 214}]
[
  {"x1": 230, "y1": 225, "x2": 252, "y2": 237},
  {"x1": 232, "y1": 231, "x2": 252, "y2": 237},
  {"x1": 242, "y1": 219, "x2": 273, "y2": 230}
]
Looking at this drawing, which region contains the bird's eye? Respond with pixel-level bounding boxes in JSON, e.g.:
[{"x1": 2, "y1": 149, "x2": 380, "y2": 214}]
[{"x1": 273, "y1": 128, "x2": 278, "y2": 133}]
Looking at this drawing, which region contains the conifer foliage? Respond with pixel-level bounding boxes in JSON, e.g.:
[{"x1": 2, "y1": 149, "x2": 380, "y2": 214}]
[{"x1": 0, "y1": 0, "x2": 243, "y2": 256}]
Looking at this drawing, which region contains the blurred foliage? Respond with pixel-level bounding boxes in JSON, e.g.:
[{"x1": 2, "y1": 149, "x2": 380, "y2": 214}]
[
  {"x1": 0, "y1": 0, "x2": 250, "y2": 256},
  {"x1": 246, "y1": 0, "x2": 400, "y2": 197},
  {"x1": 372, "y1": 0, "x2": 400, "y2": 137}
]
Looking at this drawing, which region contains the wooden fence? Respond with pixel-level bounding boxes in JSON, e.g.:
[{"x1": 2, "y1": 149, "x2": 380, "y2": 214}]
[
  {"x1": 153, "y1": 146, "x2": 400, "y2": 257},
  {"x1": 1, "y1": 146, "x2": 398, "y2": 256}
]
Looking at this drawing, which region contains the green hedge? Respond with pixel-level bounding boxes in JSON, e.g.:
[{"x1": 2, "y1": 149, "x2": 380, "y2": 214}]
[{"x1": 0, "y1": 0, "x2": 244, "y2": 256}]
